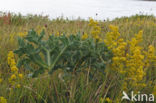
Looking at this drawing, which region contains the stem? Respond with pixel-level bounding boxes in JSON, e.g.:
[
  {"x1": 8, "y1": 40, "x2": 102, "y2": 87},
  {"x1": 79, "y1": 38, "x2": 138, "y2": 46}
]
[
  {"x1": 87, "y1": 58, "x2": 91, "y2": 85},
  {"x1": 50, "y1": 45, "x2": 68, "y2": 71},
  {"x1": 47, "y1": 50, "x2": 51, "y2": 69}
]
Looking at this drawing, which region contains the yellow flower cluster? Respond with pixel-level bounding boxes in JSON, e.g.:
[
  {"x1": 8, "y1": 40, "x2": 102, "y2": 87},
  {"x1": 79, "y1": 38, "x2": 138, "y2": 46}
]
[
  {"x1": 88, "y1": 18, "x2": 102, "y2": 42},
  {"x1": 9, "y1": 33, "x2": 16, "y2": 44},
  {"x1": 18, "y1": 32, "x2": 27, "y2": 38},
  {"x1": 104, "y1": 25, "x2": 121, "y2": 49},
  {"x1": 105, "y1": 97, "x2": 112, "y2": 103},
  {"x1": 104, "y1": 25, "x2": 127, "y2": 74},
  {"x1": 126, "y1": 31, "x2": 146, "y2": 88},
  {"x1": 100, "y1": 97, "x2": 112, "y2": 103},
  {"x1": 144, "y1": 45, "x2": 156, "y2": 67},
  {"x1": 55, "y1": 31, "x2": 63, "y2": 37},
  {"x1": 104, "y1": 25, "x2": 156, "y2": 91},
  {"x1": 81, "y1": 33, "x2": 88, "y2": 40},
  {"x1": 8, "y1": 51, "x2": 23, "y2": 88},
  {"x1": 0, "y1": 72, "x2": 2, "y2": 83},
  {"x1": 0, "y1": 78, "x2": 2, "y2": 83},
  {"x1": 0, "y1": 97, "x2": 7, "y2": 103}
]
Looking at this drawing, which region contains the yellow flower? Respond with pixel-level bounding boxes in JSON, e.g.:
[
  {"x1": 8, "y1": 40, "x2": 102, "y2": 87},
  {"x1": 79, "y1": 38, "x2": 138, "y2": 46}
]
[
  {"x1": 105, "y1": 97, "x2": 112, "y2": 103},
  {"x1": 93, "y1": 34, "x2": 100, "y2": 40},
  {"x1": 18, "y1": 74, "x2": 23, "y2": 79},
  {"x1": 10, "y1": 74, "x2": 16, "y2": 80},
  {"x1": 104, "y1": 27, "x2": 151, "y2": 90},
  {"x1": 82, "y1": 33, "x2": 88, "y2": 40},
  {"x1": 16, "y1": 84, "x2": 21, "y2": 88},
  {"x1": 88, "y1": 18, "x2": 98, "y2": 26},
  {"x1": 10, "y1": 59, "x2": 16, "y2": 67},
  {"x1": 7, "y1": 51, "x2": 24, "y2": 88},
  {"x1": 8, "y1": 51, "x2": 14, "y2": 58},
  {"x1": 11, "y1": 66, "x2": 18, "y2": 72},
  {"x1": 0, "y1": 78, "x2": 2, "y2": 83},
  {"x1": 56, "y1": 32, "x2": 60, "y2": 36},
  {"x1": 18, "y1": 32, "x2": 27, "y2": 37},
  {"x1": 7, "y1": 51, "x2": 15, "y2": 65},
  {"x1": 135, "y1": 30, "x2": 143, "y2": 42},
  {"x1": 0, "y1": 97, "x2": 7, "y2": 103},
  {"x1": 109, "y1": 25, "x2": 118, "y2": 32},
  {"x1": 88, "y1": 18, "x2": 101, "y2": 41}
]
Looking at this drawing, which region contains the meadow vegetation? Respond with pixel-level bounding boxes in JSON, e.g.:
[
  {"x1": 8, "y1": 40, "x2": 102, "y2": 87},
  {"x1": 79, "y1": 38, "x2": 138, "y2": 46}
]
[{"x1": 0, "y1": 12, "x2": 156, "y2": 103}]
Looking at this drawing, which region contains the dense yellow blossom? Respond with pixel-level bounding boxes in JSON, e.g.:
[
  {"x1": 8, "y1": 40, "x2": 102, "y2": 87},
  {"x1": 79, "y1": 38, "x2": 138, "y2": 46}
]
[
  {"x1": 88, "y1": 18, "x2": 101, "y2": 41},
  {"x1": 16, "y1": 84, "x2": 21, "y2": 88},
  {"x1": 88, "y1": 18, "x2": 98, "y2": 27},
  {"x1": 147, "y1": 45, "x2": 156, "y2": 62},
  {"x1": 100, "y1": 97, "x2": 112, "y2": 103},
  {"x1": 18, "y1": 74, "x2": 23, "y2": 79},
  {"x1": 7, "y1": 51, "x2": 23, "y2": 88},
  {"x1": 104, "y1": 25, "x2": 127, "y2": 75},
  {"x1": 18, "y1": 32, "x2": 27, "y2": 37},
  {"x1": 0, "y1": 97, "x2": 7, "y2": 103},
  {"x1": 10, "y1": 74, "x2": 16, "y2": 80},
  {"x1": 11, "y1": 66, "x2": 18, "y2": 73},
  {"x1": 7, "y1": 51, "x2": 14, "y2": 66},
  {"x1": 81, "y1": 33, "x2": 88, "y2": 40},
  {"x1": 104, "y1": 25, "x2": 120, "y2": 49},
  {"x1": 0, "y1": 78, "x2": 2, "y2": 83},
  {"x1": 125, "y1": 31, "x2": 146, "y2": 88},
  {"x1": 104, "y1": 25, "x2": 156, "y2": 91},
  {"x1": 9, "y1": 33, "x2": 15, "y2": 43},
  {"x1": 56, "y1": 31, "x2": 60, "y2": 36},
  {"x1": 105, "y1": 97, "x2": 112, "y2": 103}
]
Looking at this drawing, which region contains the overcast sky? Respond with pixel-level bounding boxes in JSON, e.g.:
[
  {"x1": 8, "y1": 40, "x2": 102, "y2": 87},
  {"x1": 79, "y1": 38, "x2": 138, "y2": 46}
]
[{"x1": 0, "y1": 0, "x2": 156, "y2": 20}]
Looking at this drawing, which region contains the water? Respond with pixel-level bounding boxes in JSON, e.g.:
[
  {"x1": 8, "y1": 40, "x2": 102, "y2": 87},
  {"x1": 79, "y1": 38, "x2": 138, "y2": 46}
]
[{"x1": 0, "y1": 0, "x2": 156, "y2": 20}]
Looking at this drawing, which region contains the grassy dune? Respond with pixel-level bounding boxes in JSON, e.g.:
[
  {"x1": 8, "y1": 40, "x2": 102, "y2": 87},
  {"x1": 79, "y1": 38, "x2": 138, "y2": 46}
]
[{"x1": 0, "y1": 12, "x2": 156, "y2": 103}]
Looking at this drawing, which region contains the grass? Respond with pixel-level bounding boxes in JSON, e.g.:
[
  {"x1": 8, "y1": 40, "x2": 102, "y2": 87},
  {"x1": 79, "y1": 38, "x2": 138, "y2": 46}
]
[{"x1": 0, "y1": 12, "x2": 156, "y2": 103}]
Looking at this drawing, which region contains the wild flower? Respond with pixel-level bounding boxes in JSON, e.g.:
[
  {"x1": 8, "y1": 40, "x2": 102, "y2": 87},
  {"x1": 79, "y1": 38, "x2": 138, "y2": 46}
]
[
  {"x1": 0, "y1": 97, "x2": 7, "y2": 103},
  {"x1": 9, "y1": 33, "x2": 16, "y2": 44},
  {"x1": 104, "y1": 25, "x2": 156, "y2": 91},
  {"x1": 7, "y1": 51, "x2": 23, "y2": 88},
  {"x1": 55, "y1": 31, "x2": 60, "y2": 36},
  {"x1": 10, "y1": 74, "x2": 16, "y2": 80},
  {"x1": 10, "y1": 66, "x2": 18, "y2": 73},
  {"x1": 81, "y1": 33, "x2": 88, "y2": 40},
  {"x1": 18, "y1": 74, "x2": 23, "y2": 79},
  {"x1": 105, "y1": 97, "x2": 112, "y2": 103},
  {"x1": 0, "y1": 78, "x2": 2, "y2": 83},
  {"x1": 7, "y1": 51, "x2": 14, "y2": 66},
  {"x1": 100, "y1": 97, "x2": 112, "y2": 103},
  {"x1": 16, "y1": 84, "x2": 21, "y2": 88},
  {"x1": 88, "y1": 18, "x2": 101, "y2": 42},
  {"x1": 18, "y1": 32, "x2": 27, "y2": 37}
]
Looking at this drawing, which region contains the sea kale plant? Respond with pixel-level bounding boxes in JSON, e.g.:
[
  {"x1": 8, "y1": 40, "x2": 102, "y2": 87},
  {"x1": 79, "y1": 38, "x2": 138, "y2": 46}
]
[{"x1": 14, "y1": 29, "x2": 113, "y2": 77}]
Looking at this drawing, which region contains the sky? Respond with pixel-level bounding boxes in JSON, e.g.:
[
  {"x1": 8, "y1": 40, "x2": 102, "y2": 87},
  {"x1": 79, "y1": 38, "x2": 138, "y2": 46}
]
[{"x1": 0, "y1": 0, "x2": 156, "y2": 20}]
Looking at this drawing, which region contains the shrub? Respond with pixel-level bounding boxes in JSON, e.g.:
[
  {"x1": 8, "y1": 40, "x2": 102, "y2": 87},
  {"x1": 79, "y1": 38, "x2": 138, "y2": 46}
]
[{"x1": 14, "y1": 30, "x2": 113, "y2": 77}]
